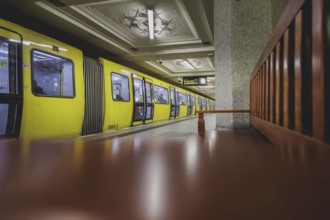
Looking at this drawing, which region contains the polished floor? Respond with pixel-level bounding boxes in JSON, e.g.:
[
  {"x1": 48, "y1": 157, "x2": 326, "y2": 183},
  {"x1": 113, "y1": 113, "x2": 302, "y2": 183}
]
[{"x1": 0, "y1": 116, "x2": 330, "y2": 220}]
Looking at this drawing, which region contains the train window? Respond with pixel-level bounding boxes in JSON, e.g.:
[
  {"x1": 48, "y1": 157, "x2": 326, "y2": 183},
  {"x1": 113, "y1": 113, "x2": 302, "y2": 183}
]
[
  {"x1": 190, "y1": 95, "x2": 195, "y2": 106},
  {"x1": 176, "y1": 91, "x2": 180, "y2": 105},
  {"x1": 0, "y1": 103, "x2": 18, "y2": 136},
  {"x1": 111, "y1": 73, "x2": 129, "y2": 101},
  {"x1": 0, "y1": 37, "x2": 19, "y2": 95},
  {"x1": 32, "y1": 50, "x2": 74, "y2": 98},
  {"x1": 198, "y1": 97, "x2": 202, "y2": 107},
  {"x1": 154, "y1": 86, "x2": 168, "y2": 104},
  {"x1": 170, "y1": 89, "x2": 175, "y2": 105},
  {"x1": 133, "y1": 78, "x2": 144, "y2": 103},
  {"x1": 203, "y1": 99, "x2": 207, "y2": 108},
  {"x1": 179, "y1": 92, "x2": 187, "y2": 105},
  {"x1": 145, "y1": 82, "x2": 153, "y2": 104}
]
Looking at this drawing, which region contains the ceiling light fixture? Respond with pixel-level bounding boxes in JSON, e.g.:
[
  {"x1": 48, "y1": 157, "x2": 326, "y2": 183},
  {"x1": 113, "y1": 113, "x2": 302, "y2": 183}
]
[
  {"x1": 147, "y1": 10, "x2": 154, "y2": 39},
  {"x1": 184, "y1": 59, "x2": 196, "y2": 70},
  {"x1": 199, "y1": 77, "x2": 207, "y2": 85}
]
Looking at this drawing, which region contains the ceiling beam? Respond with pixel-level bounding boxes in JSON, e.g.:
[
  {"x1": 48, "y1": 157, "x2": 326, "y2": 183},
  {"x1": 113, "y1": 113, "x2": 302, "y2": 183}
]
[
  {"x1": 166, "y1": 71, "x2": 215, "y2": 76},
  {"x1": 2, "y1": 0, "x2": 39, "y2": 5},
  {"x1": 117, "y1": 46, "x2": 215, "y2": 61},
  {"x1": 181, "y1": 0, "x2": 213, "y2": 44}
]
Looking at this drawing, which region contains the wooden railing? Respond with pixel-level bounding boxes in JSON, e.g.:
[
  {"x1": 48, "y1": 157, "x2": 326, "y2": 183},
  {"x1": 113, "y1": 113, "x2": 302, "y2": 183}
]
[
  {"x1": 197, "y1": 110, "x2": 250, "y2": 134},
  {"x1": 250, "y1": 0, "x2": 329, "y2": 146}
]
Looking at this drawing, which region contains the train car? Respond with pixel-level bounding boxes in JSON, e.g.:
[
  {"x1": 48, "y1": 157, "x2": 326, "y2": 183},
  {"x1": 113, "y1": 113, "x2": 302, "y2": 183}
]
[
  {"x1": 0, "y1": 18, "x2": 85, "y2": 139},
  {"x1": 0, "y1": 18, "x2": 213, "y2": 139},
  {"x1": 153, "y1": 79, "x2": 172, "y2": 122},
  {"x1": 100, "y1": 59, "x2": 173, "y2": 132},
  {"x1": 176, "y1": 88, "x2": 188, "y2": 118},
  {"x1": 195, "y1": 95, "x2": 202, "y2": 112}
]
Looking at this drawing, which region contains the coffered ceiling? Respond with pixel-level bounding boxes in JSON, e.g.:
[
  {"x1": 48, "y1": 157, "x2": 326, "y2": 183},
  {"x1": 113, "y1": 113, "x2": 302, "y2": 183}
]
[{"x1": 3, "y1": 0, "x2": 215, "y2": 98}]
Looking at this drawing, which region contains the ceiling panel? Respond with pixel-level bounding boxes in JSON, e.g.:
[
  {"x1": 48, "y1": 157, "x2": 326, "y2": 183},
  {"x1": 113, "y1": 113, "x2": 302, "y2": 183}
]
[
  {"x1": 161, "y1": 57, "x2": 214, "y2": 73},
  {"x1": 71, "y1": 0, "x2": 200, "y2": 47},
  {"x1": 6, "y1": 0, "x2": 216, "y2": 98}
]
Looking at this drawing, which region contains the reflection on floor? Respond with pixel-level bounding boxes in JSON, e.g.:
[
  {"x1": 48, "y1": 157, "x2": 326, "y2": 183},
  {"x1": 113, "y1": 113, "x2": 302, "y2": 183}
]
[{"x1": 0, "y1": 116, "x2": 329, "y2": 220}]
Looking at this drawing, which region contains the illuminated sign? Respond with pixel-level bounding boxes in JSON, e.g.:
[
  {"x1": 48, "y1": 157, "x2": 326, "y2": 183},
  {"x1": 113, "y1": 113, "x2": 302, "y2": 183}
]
[{"x1": 183, "y1": 77, "x2": 208, "y2": 86}]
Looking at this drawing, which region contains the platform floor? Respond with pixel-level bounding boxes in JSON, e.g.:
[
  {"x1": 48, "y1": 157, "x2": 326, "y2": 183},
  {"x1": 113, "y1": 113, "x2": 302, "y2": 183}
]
[
  {"x1": 81, "y1": 114, "x2": 216, "y2": 141},
  {"x1": 0, "y1": 116, "x2": 330, "y2": 220}
]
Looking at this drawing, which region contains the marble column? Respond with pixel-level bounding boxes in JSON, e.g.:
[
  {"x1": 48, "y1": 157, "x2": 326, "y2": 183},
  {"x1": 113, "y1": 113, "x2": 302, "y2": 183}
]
[{"x1": 214, "y1": 0, "x2": 272, "y2": 129}]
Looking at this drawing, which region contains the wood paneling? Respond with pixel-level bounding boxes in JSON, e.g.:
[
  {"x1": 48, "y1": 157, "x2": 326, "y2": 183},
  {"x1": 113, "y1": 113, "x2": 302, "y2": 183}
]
[
  {"x1": 312, "y1": 0, "x2": 325, "y2": 141},
  {"x1": 261, "y1": 66, "x2": 264, "y2": 120},
  {"x1": 294, "y1": 11, "x2": 303, "y2": 133},
  {"x1": 275, "y1": 42, "x2": 283, "y2": 126},
  {"x1": 283, "y1": 30, "x2": 290, "y2": 128},
  {"x1": 250, "y1": 116, "x2": 329, "y2": 148},
  {"x1": 251, "y1": 0, "x2": 305, "y2": 80},
  {"x1": 250, "y1": 0, "x2": 328, "y2": 145},
  {"x1": 283, "y1": 28, "x2": 294, "y2": 129},
  {"x1": 269, "y1": 52, "x2": 276, "y2": 123},
  {"x1": 265, "y1": 58, "x2": 270, "y2": 121}
]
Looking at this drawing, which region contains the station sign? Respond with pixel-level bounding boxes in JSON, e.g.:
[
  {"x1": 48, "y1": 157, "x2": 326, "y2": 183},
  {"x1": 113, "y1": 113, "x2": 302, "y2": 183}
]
[{"x1": 183, "y1": 76, "x2": 208, "y2": 86}]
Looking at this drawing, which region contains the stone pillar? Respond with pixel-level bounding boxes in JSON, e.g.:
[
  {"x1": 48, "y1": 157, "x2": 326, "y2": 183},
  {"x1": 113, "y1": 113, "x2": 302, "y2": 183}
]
[{"x1": 214, "y1": 0, "x2": 272, "y2": 129}]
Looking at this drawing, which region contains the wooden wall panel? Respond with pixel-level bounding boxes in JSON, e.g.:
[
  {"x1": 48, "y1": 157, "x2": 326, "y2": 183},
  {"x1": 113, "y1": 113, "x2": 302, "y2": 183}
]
[
  {"x1": 265, "y1": 58, "x2": 270, "y2": 121},
  {"x1": 261, "y1": 66, "x2": 264, "y2": 120},
  {"x1": 249, "y1": 0, "x2": 329, "y2": 145},
  {"x1": 283, "y1": 30, "x2": 290, "y2": 128},
  {"x1": 275, "y1": 42, "x2": 283, "y2": 126},
  {"x1": 312, "y1": 0, "x2": 325, "y2": 141},
  {"x1": 283, "y1": 28, "x2": 295, "y2": 129},
  {"x1": 294, "y1": 11, "x2": 303, "y2": 133},
  {"x1": 269, "y1": 52, "x2": 275, "y2": 123},
  {"x1": 260, "y1": 70, "x2": 262, "y2": 119}
]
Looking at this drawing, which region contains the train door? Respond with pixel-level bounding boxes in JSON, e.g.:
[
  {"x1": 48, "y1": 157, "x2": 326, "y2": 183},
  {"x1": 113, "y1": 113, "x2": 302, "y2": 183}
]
[
  {"x1": 187, "y1": 94, "x2": 195, "y2": 116},
  {"x1": 0, "y1": 29, "x2": 23, "y2": 137},
  {"x1": 197, "y1": 97, "x2": 202, "y2": 111},
  {"x1": 169, "y1": 87, "x2": 179, "y2": 119},
  {"x1": 144, "y1": 78, "x2": 154, "y2": 124},
  {"x1": 191, "y1": 94, "x2": 196, "y2": 115},
  {"x1": 187, "y1": 94, "x2": 192, "y2": 116},
  {"x1": 82, "y1": 57, "x2": 104, "y2": 135},
  {"x1": 132, "y1": 74, "x2": 154, "y2": 126},
  {"x1": 199, "y1": 98, "x2": 203, "y2": 111}
]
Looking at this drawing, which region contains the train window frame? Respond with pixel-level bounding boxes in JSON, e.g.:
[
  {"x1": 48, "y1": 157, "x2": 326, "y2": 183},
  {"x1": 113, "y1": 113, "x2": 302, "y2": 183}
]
[
  {"x1": 178, "y1": 92, "x2": 187, "y2": 106},
  {"x1": 198, "y1": 97, "x2": 202, "y2": 107},
  {"x1": 31, "y1": 49, "x2": 75, "y2": 98},
  {"x1": 111, "y1": 72, "x2": 130, "y2": 102},
  {"x1": 190, "y1": 95, "x2": 195, "y2": 106},
  {"x1": 132, "y1": 77, "x2": 145, "y2": 104},
  {"x1": 153, "y1": 85, "x2": 169, "y2": 105},
  {"x1": 0, "y1": 36, "x2": 20, "y2": 95},
  {"x1": 145, "y1": 81, "x2": 153, "y2": 104}
]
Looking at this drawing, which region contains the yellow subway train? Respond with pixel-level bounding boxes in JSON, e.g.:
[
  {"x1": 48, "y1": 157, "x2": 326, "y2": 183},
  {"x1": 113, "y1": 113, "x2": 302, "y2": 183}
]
[{"x1": 0, "y1": 18, "x2": 214, "y2": 139}]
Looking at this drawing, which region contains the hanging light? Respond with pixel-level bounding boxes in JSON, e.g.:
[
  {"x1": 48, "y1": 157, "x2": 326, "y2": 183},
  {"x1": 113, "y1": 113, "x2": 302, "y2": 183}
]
[{"x1": 147, "y1": 10, "x2": 154, "y2": 39}]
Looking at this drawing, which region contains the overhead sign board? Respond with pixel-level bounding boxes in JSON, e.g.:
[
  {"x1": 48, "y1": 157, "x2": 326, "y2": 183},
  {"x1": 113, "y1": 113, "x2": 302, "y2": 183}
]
[{"x1": 183, "y1": 77, "x2": 208, "y2": 86}]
